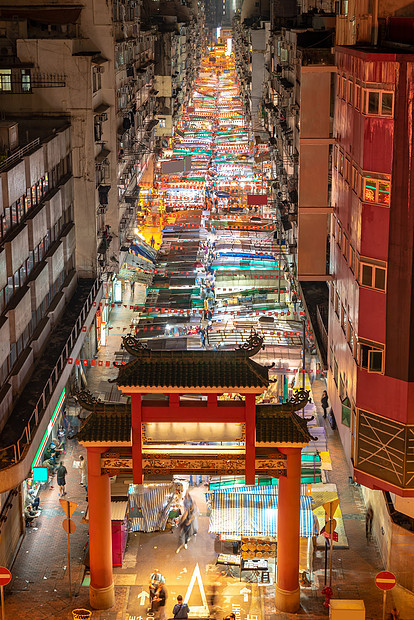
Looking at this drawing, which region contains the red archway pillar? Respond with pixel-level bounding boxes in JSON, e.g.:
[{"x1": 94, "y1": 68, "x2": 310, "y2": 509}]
[
  {"x1": 245, "y1": 393, "x2": 256, "y2": 485},
  {"x1": 275, "y1": 446, "x2": 302, "y2": 613},
  {"x1": 87, "y1": 446, "x2": 115, "y2": 610},
  {"x1": 131, "y1": 393, "x2": 142, "y2": 484}
]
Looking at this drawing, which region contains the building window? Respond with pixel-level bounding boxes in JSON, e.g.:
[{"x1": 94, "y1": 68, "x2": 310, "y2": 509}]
[
  {"x1": 336, "y1": 74, "x2": 341, "y2": 97},
  {"x1": 359, "y1": 259, "x2": 387, "y2": 291},
  {"x1": 341, "y1": 303, "x2": 347, "y2": 334},
  {"x1": 342, "y1": 396, "x2": 351, "y2": 427},
  {"x1": 347, "y1": 320, "x2": 355, "y2": 356},
  {"x1": 363, "y1": 177, "x2": 390, "y2": 206},
  {"x1": 92, "y1": 66, "x2": 102, "y2": 93},
  {"x1": 355, "y1": 84, "x2": 361, "y2": 110},
  {"x1": 342, "y1": 232, "x2": 349, "y2": 260},
  {"x1": 364, "y1": 89, "x2": 394, "y2": 117},
  {"x1": 336, "y1": 220, "x2": 342, "y2": 248},
  {"x1": 358, "y1": 339, "x2": 385, "y2": 374},
  {"x1": 0, "y1": 69, "x2": 12, "y2": 91},
  {"x1": 352, "y1": 166, "x2": 361, "y2": 196},
  {"x1": 338, "y1": 150, "x2": 344, "y2": 176},
  {"x1": 347, "y1": 78, "x2": 353, "y2": 104},
  {"x1": 349, "y1": 244, "x2": 356, "y2": 274},
  {"x1": 345, "y1": 157, "x2": 351, "y2": 183},
  {"x1": 21, "y1": 69, "x2": 31, "y2": 92}
]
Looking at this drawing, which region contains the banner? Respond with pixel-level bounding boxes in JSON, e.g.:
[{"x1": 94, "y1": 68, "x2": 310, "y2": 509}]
[{"x1": 247, "y1": 194, "x2": 268, "y2": 206}]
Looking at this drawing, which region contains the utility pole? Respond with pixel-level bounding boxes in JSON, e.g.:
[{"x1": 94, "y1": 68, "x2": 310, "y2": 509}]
[{"x1": 302, "y1": 319, "x2": 306, "y2": 390}]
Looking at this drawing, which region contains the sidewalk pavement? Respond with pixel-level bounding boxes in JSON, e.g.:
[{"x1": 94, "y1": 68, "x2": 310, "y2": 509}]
[{"x1": 5, "y1": 300, "x2": 414, "y2": 619}]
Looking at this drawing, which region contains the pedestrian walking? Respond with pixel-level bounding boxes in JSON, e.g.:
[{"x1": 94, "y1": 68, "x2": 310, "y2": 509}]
[
  {"x1": 176, "y1": 505, "x2": 195, "y2": 553},
  {"x1": 292, "y1": 292, "x2": 298, "y2": 313},
  {"x1": 321, "y1": 390, "x2": 329, "y2": 419},
  {"x1": 173, "y1": 595, "x2": 190, "y2": 618},
  {"x1": 149, "y1": 569, "x2": 165, "y2": 611},
  {"x1": 56, "y1": 461, "x2": 67, "y2": 496},
  {"x1": 189, "y1": 502, "x2": 199, "y2": 538},
  {"x1": 130, "y1": 280, "x2": 135, "y2": 296},
  {"x1": 79, "y1": 455, "x2": 87, "y2": 486},
  {"x1": 365, "y1": 506, "x2": 373, "y2": 539},
  {"x1": 152, "y1": 583, "x2": 167, "y2": 620}
]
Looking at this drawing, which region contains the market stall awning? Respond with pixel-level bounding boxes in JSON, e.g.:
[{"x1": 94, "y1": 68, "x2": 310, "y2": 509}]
[
  {"x1": 207, "y1": 484, "x2": 310, "y2": 496},
  {"x1": 207, "y1": 491, "x2": 317, "y2": 538}
]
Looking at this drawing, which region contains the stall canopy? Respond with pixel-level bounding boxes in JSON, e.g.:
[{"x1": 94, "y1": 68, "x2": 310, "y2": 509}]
[
  {"x1": 206, "y1": 489, "x2": 317, "y2": 538},
  {"x1": 129, "y1": 483, "x2": 175, "y2": 532},
  {"x1": 207, "y1": 484, "x2": 310, "y2": 496}
]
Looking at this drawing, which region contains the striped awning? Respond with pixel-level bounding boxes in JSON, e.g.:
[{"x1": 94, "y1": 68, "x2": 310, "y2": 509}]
[
  {"x1": 129, "y1": 483, "x2": 175, "y2": 532},
  {"x1": 207, "y1": 491, "x2": 317, "y2": 538},
  {"x1": 206, "y1": 484, "x2": 310, "y2": 497}
]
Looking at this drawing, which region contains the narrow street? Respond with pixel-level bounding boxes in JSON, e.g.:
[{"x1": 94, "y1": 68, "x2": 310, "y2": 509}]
[{"x1": 5, "y1": 43, "x2": 414, "y2": 620}]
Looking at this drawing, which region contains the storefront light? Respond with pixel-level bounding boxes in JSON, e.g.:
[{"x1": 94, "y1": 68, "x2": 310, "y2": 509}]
[{"x1": 31, "y1": 388, "x2": 66, "y2": 469}]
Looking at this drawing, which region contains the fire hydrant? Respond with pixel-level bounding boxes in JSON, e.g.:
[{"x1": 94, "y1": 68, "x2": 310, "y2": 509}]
[{"x1": 322, "y1": 585, "x2": 333, "y2": 607}]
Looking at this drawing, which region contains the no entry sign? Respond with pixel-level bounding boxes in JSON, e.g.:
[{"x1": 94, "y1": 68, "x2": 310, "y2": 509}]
[
  {"x1": 375, "y1": 571, "x2": 397, "y2": 591},
  {"x1": 0, "y1": 567, "x2": 11, "y2": 586}
]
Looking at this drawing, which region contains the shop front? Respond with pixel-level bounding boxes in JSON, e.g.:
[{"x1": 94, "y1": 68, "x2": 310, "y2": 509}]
[
  {"x1": 206, "y1": 485, "x2": 318, "y2": 584},
  {"x1": 24, "y1": 388, "x2": 67, "y2": 508}
]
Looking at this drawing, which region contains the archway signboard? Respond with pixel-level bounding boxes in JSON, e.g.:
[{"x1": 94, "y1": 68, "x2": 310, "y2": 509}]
[{"x1": 100, "y1": 449, "x2": 287, "y2": 477}]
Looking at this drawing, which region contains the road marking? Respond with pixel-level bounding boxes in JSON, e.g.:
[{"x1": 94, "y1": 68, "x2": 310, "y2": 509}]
[{"x1": 183, "y1": 563, "x2": 209, "y2": 616}]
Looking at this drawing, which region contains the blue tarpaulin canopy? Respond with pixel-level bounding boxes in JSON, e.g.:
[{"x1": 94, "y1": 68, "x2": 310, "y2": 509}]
[{"x1": 206, "y1": 489, "x2": 317, "y2": 538}]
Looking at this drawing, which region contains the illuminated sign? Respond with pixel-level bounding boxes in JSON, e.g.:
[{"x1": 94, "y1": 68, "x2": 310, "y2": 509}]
[{"x1": 32, "y1": 388, "x2": 65, "y2": 469}]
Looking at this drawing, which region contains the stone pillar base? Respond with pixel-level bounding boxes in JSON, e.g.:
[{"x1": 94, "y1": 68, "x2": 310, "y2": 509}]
[
  {"x1": 275, "y1": 584, "x2": 300, "y2": 613},
  {"x1": 90, "y1": 582, "x2": 115, "y2": 610}
]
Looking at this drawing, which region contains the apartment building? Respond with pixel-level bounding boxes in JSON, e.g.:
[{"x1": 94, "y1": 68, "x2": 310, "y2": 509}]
[
  {"x1": 328, "y1": 16, "x2": 414, "y2": 590},
  {"x1": 154, "y1": 1, "x2": 204, "y2": 139},
  {"x1": 0, "y1": 119, "x2": 102, "y2": 566}
]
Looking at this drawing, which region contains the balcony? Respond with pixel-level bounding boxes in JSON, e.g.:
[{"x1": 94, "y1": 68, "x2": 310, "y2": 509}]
[{"x1": 0, "y1": 277, "x2": 102, "y2": 475}]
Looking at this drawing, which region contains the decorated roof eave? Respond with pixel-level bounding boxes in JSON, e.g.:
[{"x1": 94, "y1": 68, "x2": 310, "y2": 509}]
[
  {"x1": 78, "y1": 440, "x2": 131, "y2": 447},
  {"x1": 255, "y1": 441, "x2": 310, "y2": 448},
  {"x1": 116, "y1": 385, "x2": 266, "y2": 394},
  {"x1": 122, "y1": 330, "x2": 264, "y2": 359},
  {"x1": 75, "y1": 389, "x2": 309, "y2": 412},
  {"x1": 75, "y1": 390, "x2": 129, "y2": 413},
  {"x1": 256, "y1": 390, "x2": 310, "y2": 416}
]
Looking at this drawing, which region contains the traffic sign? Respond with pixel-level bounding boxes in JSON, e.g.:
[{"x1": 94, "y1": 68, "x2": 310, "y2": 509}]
[
  {"x1": 323, "y1": 498, "x2": 340, "y2": 518},
  {"x1": 62, "y1": 518, "x2": 76, "y2": 534},
  {"x1": 375, "y1": 571, "x2": 397, "y2": 591},
  {"x1": 324, "y1": 519, "x2": 337, "y2": 535},
  {"x1": 0, "y1": 567, "x2": 11, "y2": 586},
  {"x1": 59, "y1": 499, "x2": 78, "y2": 517}
]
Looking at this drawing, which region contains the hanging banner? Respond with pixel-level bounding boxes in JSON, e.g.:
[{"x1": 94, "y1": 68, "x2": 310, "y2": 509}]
[{"x1": 247, "y1": 194, "x2": 268, "y2": 205}]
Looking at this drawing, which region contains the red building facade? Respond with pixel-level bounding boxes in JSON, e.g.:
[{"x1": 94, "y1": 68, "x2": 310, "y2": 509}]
[{"x1": 328, "y1": 47, "x2": 414, "y2": 496}]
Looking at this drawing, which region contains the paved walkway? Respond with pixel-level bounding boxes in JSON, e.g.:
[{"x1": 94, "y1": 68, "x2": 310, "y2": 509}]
[{"x1": 5, "y1": 301, "x2": 414, "y2": 619}]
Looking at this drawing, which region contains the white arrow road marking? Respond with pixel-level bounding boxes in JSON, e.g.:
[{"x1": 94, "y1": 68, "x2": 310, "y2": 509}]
[
  {"x1": 137, "y1": 590, "x2": 149, "y2": 605},
  {"x1": 240, "y1": 587, "x2": 251, "y2": 602}
]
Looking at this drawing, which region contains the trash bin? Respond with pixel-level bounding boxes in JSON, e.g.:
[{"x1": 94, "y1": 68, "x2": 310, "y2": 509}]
[{"x1": 72, "y1": 610, "x2": 92, "y2": 620}]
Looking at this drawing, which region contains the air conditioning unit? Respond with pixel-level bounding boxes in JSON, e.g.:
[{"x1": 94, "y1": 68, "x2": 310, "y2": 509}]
[
  {"x1": 99, "y1": 113, "x2": 108, "y2": 122},
  {"x1": 96, "y1": 66, "x2": 105, "y2": 74}
]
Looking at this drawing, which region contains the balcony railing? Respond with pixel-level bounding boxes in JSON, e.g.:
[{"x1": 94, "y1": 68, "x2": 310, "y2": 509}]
[
  {"x1": 0, "y1": 277, "x2": 101, "y2": 470},
  {"x1": 0, "y1": 138, "x2": 40, "y2": 172}
]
